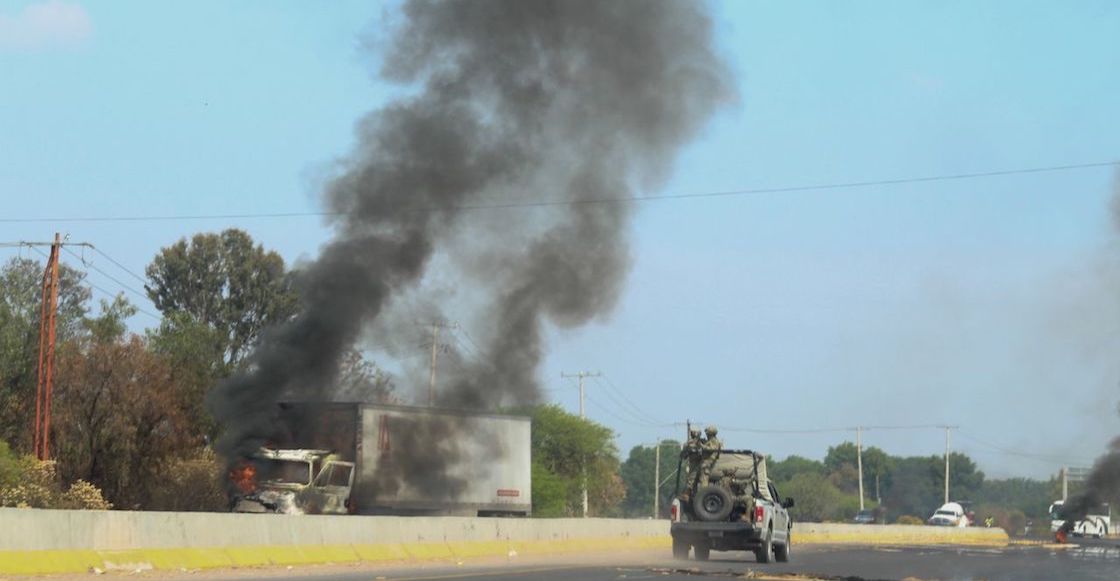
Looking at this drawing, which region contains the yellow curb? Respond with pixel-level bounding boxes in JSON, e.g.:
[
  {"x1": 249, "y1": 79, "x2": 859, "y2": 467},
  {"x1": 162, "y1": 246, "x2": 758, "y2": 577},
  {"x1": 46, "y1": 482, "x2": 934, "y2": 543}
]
[
  {"x1": 0, "y1": 549, "x2": 102, "y2": 574},
  {"x1": 0, "y1": 535, "x2": 700, "y2": 575},
  {"x1": 795, "y1": 531, "x2": 1009, "y2": 547}
]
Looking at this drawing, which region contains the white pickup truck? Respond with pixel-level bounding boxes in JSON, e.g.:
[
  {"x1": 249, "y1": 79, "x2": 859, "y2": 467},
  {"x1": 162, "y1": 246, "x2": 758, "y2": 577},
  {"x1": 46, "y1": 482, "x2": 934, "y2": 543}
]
[
  {"x1": 927, "y1": 502, "x2": 970, "y2": 527},
  {"x1": 670, "y1": 449, "x2": 794, "y2": 563}
]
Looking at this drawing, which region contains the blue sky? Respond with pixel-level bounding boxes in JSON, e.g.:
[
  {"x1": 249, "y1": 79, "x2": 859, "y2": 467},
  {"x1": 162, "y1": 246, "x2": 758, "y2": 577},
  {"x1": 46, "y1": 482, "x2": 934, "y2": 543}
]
[{"x1": 2, "y1": 1, "x2": 1119, "y2": 479}]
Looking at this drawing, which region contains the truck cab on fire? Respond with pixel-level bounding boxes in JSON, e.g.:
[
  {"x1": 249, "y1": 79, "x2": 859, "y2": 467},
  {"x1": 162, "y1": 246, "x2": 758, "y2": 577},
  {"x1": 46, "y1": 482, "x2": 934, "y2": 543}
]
[{"x1": 231, "y1": 448, "x2": 355, "y2": 515}]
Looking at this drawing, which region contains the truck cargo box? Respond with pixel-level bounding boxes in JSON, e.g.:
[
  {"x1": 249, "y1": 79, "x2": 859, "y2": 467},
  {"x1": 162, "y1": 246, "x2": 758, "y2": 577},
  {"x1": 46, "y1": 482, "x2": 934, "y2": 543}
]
[{"x1": 274, "y1": 402, "x2": 531, "y2": 516}]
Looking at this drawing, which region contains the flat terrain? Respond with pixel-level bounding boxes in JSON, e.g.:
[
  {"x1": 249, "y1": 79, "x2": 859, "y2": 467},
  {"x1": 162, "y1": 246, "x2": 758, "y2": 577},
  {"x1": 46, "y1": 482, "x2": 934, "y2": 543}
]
[{"x1": 32, "y1": 543, "x2": 1120, "y2": 581}]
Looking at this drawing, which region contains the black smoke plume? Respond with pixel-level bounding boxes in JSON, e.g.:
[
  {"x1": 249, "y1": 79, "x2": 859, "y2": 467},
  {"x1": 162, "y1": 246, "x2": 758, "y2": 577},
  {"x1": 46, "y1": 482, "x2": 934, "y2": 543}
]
[
  {"x1": 1060, "y1": 172, "x2": 1120, "y2": 534},
  {"x1": 209, "y1": 0, "x2": 734, "y2": 478},
  {"x1": 1058, "y1": 438, "x2": 1120, "y2": 534}
]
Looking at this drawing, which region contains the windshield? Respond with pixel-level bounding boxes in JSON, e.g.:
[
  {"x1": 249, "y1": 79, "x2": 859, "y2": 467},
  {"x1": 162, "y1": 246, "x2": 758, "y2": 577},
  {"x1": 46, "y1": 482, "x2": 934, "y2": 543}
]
[{"x1": 259, "y1": 460, "x2": 313, "y2": 485}]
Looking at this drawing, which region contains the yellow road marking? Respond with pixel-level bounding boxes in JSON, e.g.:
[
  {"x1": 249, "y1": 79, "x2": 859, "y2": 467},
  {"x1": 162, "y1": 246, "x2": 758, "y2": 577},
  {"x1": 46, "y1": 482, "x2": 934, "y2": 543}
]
[{"x1": 383, "y1": 564, "x2": 589, "y2": 580}]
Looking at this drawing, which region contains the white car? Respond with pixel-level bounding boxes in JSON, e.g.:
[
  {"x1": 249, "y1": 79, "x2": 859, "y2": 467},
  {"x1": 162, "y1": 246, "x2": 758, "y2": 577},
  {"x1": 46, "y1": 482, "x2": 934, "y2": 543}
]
[{"x1": 928, "y1": 502, "x2": 970, "y2": 527}]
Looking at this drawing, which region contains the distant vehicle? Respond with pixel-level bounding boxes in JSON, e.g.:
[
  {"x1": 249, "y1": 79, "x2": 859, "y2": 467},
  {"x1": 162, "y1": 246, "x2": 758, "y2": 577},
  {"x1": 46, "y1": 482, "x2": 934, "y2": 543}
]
[
  {"x1": 1049, "y1": 500, "x2": 1110, "y2": 538},
  {"x1": 853, "y1": 509, "x2": 877, "y2": 525},
  {"x1": 670, "y1": 447, "x2": 794, "y2": 564},
  {"x1": 231, "y1": 402, "x2": 532, "y2": 516},
  {"x1": 928, "y1": 502, "x2": 970, "y2": 527}
]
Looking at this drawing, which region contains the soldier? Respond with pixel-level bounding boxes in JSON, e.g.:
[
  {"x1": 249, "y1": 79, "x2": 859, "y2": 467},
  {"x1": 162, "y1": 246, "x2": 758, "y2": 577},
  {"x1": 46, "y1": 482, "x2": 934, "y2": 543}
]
[
  {"x1": 698, "y1": 425, "x2": 722, "y2": 486},
  {"x1": 681, "y1": 427, "x2": 703, "y2": 458},
  {"x1": 703, "y1": 425, "x2": 722, "y2": 451},
  {"x1": 681, "y1": 427, "x2": 703, "y2": 488}
]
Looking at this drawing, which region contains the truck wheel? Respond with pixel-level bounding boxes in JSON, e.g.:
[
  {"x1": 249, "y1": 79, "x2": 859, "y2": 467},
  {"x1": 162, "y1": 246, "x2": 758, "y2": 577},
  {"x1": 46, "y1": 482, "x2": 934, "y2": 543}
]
[
  {"x1": 754, "y1": 526, "x2": 773, "y2": 564},
  {"x1": 694, "y1": 485, "x2": 734, "y2": 522},
  {"x1": 694, "y1": 543, "x2": 710, "y2": 561},
  {"x1": 672, "y1": 538, "x2": 689, "y2": 560},
  {"x1": 775, "y1": 527, "x2": 790, "y2": 562}
]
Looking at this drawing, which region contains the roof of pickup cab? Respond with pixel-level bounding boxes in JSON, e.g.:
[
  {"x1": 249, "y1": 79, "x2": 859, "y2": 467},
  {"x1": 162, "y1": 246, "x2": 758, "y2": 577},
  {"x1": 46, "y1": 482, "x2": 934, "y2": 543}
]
[{"x1": 254, "y1": 447, "x2": 331, "y2": 462}]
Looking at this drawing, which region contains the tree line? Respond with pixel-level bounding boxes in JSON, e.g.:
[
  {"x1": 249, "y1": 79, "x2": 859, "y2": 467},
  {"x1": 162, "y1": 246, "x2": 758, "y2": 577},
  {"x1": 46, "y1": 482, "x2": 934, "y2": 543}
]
[
  {"x1": 0, "y1": 229, "x2": 1064, "y2": 526},
  {"x1": 615, "y1": 439, "x2": 1062, "y2": 533}
]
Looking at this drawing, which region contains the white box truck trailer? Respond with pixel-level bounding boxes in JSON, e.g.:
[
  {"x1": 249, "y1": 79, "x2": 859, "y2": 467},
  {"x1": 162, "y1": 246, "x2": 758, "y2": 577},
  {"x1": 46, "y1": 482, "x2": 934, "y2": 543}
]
[{"x1": 232, "y1": 402, "x2": 531, "y2": 516}]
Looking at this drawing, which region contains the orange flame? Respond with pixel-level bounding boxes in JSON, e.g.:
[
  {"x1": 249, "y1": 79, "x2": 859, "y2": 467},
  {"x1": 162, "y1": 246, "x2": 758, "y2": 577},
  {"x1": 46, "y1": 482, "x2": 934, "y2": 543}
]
[
  {"x1": 230, "y1": 462, "x2": 257, "y2": 494},
  {"x1": 1055, "y1": 528, "x2": 1068, "y2": 544}
]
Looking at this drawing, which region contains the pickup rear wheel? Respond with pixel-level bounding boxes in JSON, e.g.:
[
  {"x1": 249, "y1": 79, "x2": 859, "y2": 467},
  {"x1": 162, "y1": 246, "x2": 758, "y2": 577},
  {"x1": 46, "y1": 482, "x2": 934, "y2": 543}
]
[
  {"x1": 754, "y1": 526, "x2": 773, "y2": 564},
  {"x1": 694, "y1": 485, "x2": 734, "y2": 522},
  {"x1": 672, "y1": 538, "x2": 689, "y2": 560},
  {"x1": 775, "y1": 526, "x2": 790, "y2": 562},
  {"x1": 694, "y1": 543, "x2": 710, "y2": 561}
]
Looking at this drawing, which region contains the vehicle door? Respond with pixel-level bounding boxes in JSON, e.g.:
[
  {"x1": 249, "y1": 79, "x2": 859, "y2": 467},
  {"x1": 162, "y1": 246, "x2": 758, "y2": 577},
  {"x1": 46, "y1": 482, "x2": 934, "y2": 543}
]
[
  {"x1": 300, "y1": 461, "x2": 356, "y2": 514},
  {"x1": 768, "y1": 481, "x2": 790, "y2": 542}
]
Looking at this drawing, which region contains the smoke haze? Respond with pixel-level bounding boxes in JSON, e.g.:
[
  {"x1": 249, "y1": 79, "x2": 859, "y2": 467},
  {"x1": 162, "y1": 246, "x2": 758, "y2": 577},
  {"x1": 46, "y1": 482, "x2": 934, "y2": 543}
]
[{"x1": 209, "y1": 0, "x2": 734, "y2": 467}]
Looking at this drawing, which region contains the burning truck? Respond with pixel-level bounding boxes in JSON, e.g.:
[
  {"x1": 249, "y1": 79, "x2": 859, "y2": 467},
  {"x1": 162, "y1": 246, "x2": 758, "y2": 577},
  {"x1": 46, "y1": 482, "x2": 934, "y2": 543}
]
[{"x1": 230, "y1": 402, "x2": 531, "y2": 517}]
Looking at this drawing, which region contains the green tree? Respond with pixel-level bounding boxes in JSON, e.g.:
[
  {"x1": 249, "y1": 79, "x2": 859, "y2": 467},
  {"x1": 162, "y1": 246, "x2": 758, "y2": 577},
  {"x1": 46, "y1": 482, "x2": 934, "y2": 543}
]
[
  {"x1": 0, "y1": 257, "x2": 90, "y2": 452},
  {"x1": 147, "y1": 312, "x2": 228, "y2": 442},
  {"x1": 83, "y1": 295, "x2": 137, "y2": 344},
  {"x1": 145, "y1": 229, "x2": 298, "y2": 368},
  {"x1": 0, "y1": 440, "x2": 21, "y2": 488},
  {"x1": 526, "y1": 405, "x2": 623, "y2": 517},
  {"x1": 52, "y1": 335, "x2": 191, "y2": 509},
  {"x1": 941, "y1": 452, "x2": 985, "y2": 502},
  {"x1": 882, "y1": 456, "x2": 941, "y2": 519},
  {"x1": 334, "y1": 350, "x2": 397, "y2": 404},
  {"x1": 768, "y1": 455, "x2": 825, "y2": 483},
  {"x1": 780, "y1": 472, "x2": 845, "y2": 522},
  {"x1": 530, "y1": 459, "x2": 569, "y2": 517},
  {"x1": 619, "y1": 440, "x2": 681, "y2": 518},
  {"x1": 823, "y1": 442, "x2": 892, "y2": 501}
]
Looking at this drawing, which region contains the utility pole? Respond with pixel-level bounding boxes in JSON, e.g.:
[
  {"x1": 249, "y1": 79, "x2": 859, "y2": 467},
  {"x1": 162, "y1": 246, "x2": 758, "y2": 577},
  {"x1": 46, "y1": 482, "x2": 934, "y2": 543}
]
[
  {"x1": 33, "y1": 234, "x2": 61, "y2": 461},
  {"x1": 561, "y1": 370, "x2": 600, "y2": 420},
  {"x1": 425, "y1": 322, "x2": 456, "y2": 406},
  {"x1": 561, "y1": 370, "x2": 601, "y2": 518},
  {"x1": 653, "y1": 441, "x2": 661, "y2": 519},
  {"x1": 2, "y1": 236, "x2": 91, "y2": 461},
  {"x1": 856, "y1": 426, "x2": 864, "y2": 511},
  {"x1": 943, "y1": 425, "x2": 955, "y2": 505},
  {"x1": 1061, "y1": 467, "x2": 1068, "y2": 501}
]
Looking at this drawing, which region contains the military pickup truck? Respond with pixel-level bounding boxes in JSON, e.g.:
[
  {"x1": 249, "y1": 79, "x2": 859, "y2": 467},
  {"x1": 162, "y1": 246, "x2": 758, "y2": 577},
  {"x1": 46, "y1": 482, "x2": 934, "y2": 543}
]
[{"x1": 670, "y1": 448, "x2": 794, "y2": 563}]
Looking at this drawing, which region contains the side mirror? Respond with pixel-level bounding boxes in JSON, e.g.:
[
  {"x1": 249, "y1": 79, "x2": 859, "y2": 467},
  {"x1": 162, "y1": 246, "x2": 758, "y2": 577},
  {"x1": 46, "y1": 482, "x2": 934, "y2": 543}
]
[{"x1": 782, "y1": 498, "x2": 795, "y2": 509}]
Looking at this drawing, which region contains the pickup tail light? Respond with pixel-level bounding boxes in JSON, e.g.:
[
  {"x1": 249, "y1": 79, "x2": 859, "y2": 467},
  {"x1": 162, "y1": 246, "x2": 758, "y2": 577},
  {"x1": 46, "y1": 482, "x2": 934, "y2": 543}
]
[
  {"x1": 670, "y1": 499, "x2": 680, "y2": 522},
  {"x1": 754, "y1": 505, "x2": 765, "y2": 523}
]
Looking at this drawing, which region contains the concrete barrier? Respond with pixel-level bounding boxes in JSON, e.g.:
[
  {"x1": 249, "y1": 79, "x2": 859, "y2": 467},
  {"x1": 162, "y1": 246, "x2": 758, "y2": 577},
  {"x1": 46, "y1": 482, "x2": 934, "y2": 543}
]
[
  {"x1": 0, "y1": 508, "x2": 668, "y2": 574},
  {"x1": 0, "y1": 509, "x2": 1008, "y2": 575}
]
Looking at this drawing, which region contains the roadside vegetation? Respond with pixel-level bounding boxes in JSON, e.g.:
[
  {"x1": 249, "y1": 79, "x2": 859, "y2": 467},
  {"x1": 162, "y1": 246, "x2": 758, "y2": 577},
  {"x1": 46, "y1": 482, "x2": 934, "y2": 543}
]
[{"x1": 0, "y1": 229, "x2": 1066, "y2": 525}]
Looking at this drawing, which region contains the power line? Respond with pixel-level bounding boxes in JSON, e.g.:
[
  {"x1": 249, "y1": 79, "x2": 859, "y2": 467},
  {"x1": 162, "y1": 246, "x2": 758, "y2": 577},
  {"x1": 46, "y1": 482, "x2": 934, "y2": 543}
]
[
  {"x1": 26, "y1": 245, "x2": 161, "y2": 321},
  {"x1": 583, "y1": 391, "x2": 668, "y2": 428},
  {"x1": 593, "y1": 374, "x2": 672, "y2": 427},
  {"x1": 956, "y1": 430, "x2": 1095, "y2": 466},
  {"x1": 84, "y1": 281, "x2": 162, "y2": 322},
  {"x1": 1, "y1": 160, "x2": 1115, "y2": 223},
  {"x1": 718, "y1": 425, "x2": 857, "y2": 435},
  {"x1": 89, "y1": 246, "x2": 149, "y2": 285},
  {"x1": 60, "y1": 246, "x2": 148, "y2": 301}
]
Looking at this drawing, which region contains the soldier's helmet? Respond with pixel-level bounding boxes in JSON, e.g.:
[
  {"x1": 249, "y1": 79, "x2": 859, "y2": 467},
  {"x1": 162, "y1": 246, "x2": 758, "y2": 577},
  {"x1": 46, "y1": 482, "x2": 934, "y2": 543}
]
[
  {"x1": 688, "y1": 428, "x2": 701, "y2": 437},
  {"x1": 705, "y1": 425, "x2": 718, "y2": 437}
]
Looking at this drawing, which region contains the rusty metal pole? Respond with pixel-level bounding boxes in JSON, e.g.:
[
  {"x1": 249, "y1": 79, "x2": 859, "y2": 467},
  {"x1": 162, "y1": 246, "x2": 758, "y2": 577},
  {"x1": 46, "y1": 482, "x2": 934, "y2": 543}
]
[{"x1": 32, "y1": 253, "x2": 51, "y2": 457}]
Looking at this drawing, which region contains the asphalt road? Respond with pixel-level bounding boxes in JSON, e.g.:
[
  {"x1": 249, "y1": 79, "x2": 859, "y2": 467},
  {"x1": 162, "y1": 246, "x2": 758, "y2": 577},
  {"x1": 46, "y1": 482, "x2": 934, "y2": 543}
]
[{"x1": 81, "y1": 543, "x2": 1120, "y2": 581}]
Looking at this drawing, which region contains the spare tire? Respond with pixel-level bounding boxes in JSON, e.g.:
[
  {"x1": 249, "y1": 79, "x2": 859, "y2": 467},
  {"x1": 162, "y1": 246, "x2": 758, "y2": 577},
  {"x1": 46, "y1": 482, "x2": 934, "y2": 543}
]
[{"x1": 694, "y1": 485, "x2": 734, "y2": 522}]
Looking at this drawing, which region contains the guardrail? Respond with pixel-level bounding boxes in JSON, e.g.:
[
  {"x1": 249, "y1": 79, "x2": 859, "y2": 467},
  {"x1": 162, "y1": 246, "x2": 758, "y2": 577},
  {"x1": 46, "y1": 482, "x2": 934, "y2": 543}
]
[{"x1": 0, "y1": 508, "x2": 1009, "y2": 575}]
